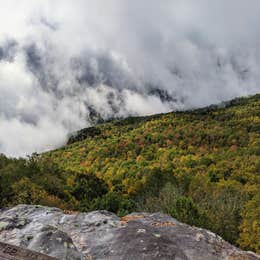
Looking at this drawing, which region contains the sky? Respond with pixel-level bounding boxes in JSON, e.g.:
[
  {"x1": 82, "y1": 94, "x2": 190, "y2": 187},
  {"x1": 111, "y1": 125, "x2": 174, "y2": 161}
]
[{"x1": 0, "y1": 0, "x2": 260, "y2": 157}]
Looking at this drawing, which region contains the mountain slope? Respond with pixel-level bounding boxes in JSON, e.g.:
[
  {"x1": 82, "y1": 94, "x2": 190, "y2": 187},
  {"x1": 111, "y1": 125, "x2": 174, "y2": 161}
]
[{"x1": 0, "y1": 94, "x2": 259, "y2": 253}]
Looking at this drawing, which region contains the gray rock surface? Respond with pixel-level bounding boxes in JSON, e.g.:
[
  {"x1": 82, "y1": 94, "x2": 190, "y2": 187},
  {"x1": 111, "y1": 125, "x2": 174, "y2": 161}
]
[{"x1": 0, "y1": 205, "x2": 259, "y2": 260}]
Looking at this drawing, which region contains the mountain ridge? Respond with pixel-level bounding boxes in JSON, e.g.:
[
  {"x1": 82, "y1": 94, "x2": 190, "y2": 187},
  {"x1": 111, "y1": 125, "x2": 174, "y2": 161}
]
[
  {"x1": 65, "y1": 94, "x2": 260, "y2": 146},
  {"x1": 0, "y1": 94, "x2": 259, "y2": 253}
]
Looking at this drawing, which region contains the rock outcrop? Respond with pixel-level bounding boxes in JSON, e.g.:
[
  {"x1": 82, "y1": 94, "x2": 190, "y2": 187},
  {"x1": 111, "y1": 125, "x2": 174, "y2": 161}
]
[{"x1": 0, "y1": 205, "x2": 259, "y2": 260}]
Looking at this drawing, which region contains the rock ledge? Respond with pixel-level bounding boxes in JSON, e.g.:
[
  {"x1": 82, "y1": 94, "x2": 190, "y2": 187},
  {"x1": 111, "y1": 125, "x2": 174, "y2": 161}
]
[{"x1": 0, "y1": 205, "x2": 259, "y2": 260}]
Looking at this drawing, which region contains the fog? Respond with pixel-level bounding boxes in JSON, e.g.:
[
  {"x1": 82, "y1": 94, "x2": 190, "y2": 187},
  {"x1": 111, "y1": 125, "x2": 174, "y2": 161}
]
[{"x1": 0, "y1": 0, "x2": 260, "y2": 157}]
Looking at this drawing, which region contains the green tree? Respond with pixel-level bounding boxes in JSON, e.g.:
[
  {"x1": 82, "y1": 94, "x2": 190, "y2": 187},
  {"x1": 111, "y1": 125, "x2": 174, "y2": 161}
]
[
  {"x1": 238, "y1": 193, "x2": 260, "y2": 253},
  {"x1": 72, "y1": 173, "x2": 108, "y2": 211},
  {"x1": 11, "y1": 177, "x2": 48, "y2": 205},
  {"x1": 93, "y1": 192, "x2": 135, "y2": 216},
  {"x1": 141, "y1": 183, "x2": 208, "y2": 227}
]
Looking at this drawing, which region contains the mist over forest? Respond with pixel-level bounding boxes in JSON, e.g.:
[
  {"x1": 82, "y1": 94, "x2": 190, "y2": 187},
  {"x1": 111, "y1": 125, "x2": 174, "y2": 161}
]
[{"x1": 0, "y1": 0, "x2": 260, "y2": 156}]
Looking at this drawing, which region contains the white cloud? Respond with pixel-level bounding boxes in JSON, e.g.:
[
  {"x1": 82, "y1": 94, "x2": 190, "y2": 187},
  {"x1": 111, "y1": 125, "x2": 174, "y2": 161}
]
[{"x1": 0, "y1": 0, "x2": 260, "y2": 157}]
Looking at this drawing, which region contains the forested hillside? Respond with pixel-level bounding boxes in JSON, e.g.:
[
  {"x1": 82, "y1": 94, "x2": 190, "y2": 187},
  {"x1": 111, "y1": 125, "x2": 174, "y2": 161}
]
[{"x1": 0, "y1": 94, "x2": 259, "y2": 253}]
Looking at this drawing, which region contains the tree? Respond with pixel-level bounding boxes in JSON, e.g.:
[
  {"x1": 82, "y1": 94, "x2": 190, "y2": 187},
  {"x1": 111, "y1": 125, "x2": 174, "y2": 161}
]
[
  {"x1": 93, "y1": 192, "x2": 135, "y2": 216},
  {"x1": 11, "y1": 177, "x2": 48, "y2": 205},
  {"x1": 71, "y1": 173, "x2": 108, "y2": 211},
  {"x1": 141, "y1": 183, "x2": 208, "y2": 227},
  {"x1": 238, "y1": 193, "x2": 260, "y2": 253}
]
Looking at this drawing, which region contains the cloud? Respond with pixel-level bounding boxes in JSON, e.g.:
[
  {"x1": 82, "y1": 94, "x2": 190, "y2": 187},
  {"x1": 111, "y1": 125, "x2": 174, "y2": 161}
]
[{"x1": 0, "y1": 0, "x2": 260, "y2": 157}]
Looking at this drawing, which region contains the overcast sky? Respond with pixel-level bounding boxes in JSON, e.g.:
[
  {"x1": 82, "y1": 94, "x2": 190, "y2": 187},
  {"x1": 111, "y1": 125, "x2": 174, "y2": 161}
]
[{"x1": 0, "y1": 0, "x2": 260, "y2": 157}]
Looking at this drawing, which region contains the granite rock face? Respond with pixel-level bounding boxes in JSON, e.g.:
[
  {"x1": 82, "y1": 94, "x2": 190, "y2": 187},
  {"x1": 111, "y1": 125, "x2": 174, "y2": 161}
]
[{"x1": 0, "y1": 205, "x2": 259, "y2": 260}]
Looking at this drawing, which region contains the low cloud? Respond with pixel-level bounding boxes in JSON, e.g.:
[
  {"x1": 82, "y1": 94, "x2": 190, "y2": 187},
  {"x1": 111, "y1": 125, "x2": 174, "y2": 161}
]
[{"x1": 0, "y1": 0, "x2": 260, "y2": 157}]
